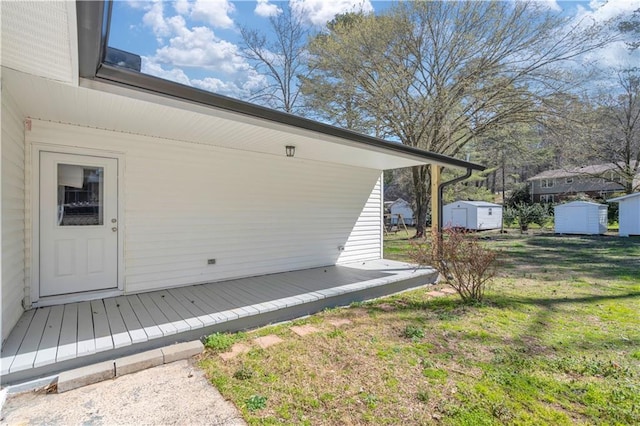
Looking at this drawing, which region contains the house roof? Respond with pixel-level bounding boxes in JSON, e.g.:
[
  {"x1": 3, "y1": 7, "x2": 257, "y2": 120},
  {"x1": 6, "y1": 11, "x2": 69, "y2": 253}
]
[
  {"x1": 608, "y1": 192, "x2": 640, "y2": 202},
  {"x1": 447, "y1": 201, "x2": 501, "y2": 207},
  {"x1": 528, "y1": 162, "x2": 639, "y2": 181},
  {"x1": 389, "y1": 198, "x2": 410, "y2": 206},
  {"x1": 555, "y1": 201, "x2": 607, "y2": 207}
]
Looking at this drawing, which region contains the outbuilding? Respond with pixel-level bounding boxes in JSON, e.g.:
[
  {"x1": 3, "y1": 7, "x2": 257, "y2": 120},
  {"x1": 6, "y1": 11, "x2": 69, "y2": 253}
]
[
  {"x1": 608, "y1": 193, "x2": 640, "y2": 237},
  {"x1": 442, "y1": 201, "x2": 502, "y2": 230},
  {"x1": 554, "y1": 201, "x2": 608, "y2": 235},
  {"x1": 388, "y1": 198, "x2": 415, "y2": 225}
]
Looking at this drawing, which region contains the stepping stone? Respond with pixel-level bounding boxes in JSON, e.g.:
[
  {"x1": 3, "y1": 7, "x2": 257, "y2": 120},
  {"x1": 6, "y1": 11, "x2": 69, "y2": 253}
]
[
  {"x1": 328, "y1": 319, "x2": 352, "y2": 327},
  {"x1": 426, "y1": 291, "x2": 446, "y2": 297},
  {"x1": 440, "y1": 288, "x2": 457, "y2": 295},
  {"x1": 290, "y1": 325, "x2": 321, "y2": 337},
  {"x1": 219, "y1": 343, "x2": 251, "y2": 361},
  {"x1": 253, "y1": 335, "x2": 284, "y2": 349}
]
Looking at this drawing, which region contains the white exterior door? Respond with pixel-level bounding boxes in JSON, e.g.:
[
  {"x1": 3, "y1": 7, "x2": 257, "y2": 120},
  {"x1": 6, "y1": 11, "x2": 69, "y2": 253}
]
[{"x1": 40, "y1": 152, "x2": 119, "y2": 297}]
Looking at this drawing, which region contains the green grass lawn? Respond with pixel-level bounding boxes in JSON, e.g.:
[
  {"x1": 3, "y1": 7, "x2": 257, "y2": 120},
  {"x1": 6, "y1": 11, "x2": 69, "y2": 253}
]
[{"x1": 199, "y1": 232, "x2": 640, "y2": 425}]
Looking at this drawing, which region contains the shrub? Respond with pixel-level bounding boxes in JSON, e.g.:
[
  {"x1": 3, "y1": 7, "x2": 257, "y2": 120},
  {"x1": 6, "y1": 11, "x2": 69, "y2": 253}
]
[
  {"x1": 503, "y1": 206, "x2": 517, "y2": 228},
  {"x1": 408, "y1": 228, "x2": 500, "y2": 302},
  {"x1": 514, "y1": 203, "x2": 548, "y2": 231},
  {"x1": 233, "y1": 366, "x2": 255, "y2": 380},
  {"x1": 204, "y1": 332, "x2": 237, "y2": 353},
  {"x1": 245, "y1": 394, "x2": 268, "y2": 411},
  {"x1": 403, "y1": 325, "x2": 425, "y2": 340}
]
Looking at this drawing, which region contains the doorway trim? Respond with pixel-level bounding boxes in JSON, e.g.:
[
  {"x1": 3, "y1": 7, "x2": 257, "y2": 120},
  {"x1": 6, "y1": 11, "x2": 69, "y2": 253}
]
[{"x1": 30, "y1": 143, "x2": 125, "y2": 307}]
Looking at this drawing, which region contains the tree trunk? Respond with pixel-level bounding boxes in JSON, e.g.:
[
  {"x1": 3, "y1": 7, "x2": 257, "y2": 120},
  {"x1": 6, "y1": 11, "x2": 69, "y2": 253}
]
[{"x1": 412, "y1": 165, "x2": 431, "y2": 238}]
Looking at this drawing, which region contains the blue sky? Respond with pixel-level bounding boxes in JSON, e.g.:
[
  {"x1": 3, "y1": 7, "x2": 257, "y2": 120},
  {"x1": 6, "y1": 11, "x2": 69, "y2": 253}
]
[{"x1": 108, "y1": 0, "x2": 640, "y2": 100}]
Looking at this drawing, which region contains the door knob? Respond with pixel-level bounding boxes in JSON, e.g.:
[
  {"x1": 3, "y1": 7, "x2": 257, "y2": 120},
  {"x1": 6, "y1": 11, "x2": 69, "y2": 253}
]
[{"x1": 112, "y1": 227, "x2": 118, "y2": 232}]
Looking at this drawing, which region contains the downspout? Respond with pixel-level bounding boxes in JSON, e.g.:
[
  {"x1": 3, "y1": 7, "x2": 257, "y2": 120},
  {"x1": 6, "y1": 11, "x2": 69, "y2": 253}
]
[{"x1": 437, "y1": 168, "x2": 473, "y2": 232}]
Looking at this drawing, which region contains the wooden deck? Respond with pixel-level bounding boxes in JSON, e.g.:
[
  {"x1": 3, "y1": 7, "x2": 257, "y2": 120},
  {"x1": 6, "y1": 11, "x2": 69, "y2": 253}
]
[{"x1": 1, "y1": 259, "x2": 437, "y2": 385}]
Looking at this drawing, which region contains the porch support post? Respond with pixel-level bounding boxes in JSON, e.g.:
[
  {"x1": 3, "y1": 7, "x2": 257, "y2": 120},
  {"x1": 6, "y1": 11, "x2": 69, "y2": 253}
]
[{"x1": 430, "y1": 165, "x2": 441, "y2": 236}]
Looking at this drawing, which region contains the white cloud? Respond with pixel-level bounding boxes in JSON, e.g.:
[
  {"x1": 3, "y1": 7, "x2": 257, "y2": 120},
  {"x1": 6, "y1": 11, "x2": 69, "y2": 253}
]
[
  {"x1": 535, "y1": 0, "x2": 562, "y2": 12},
  {"x1": 174, "y1": 0, "x2": 191, "y2": 15},
  {"x1": 141, "y1": 57, "x2": 193, "y2": 86},
  {"x1": 290, "y1": 0, "x2": 374, "y2": 26},
  {"x1": 188, "y1": 70, "x2": 268, "y2": 98},
  {"x1": 190, "y1": 0, "x2": 235, "y2": 28},
  {"x1": 572, "y1": 0, "x2": 640, "y2": 68},
  {"x1": 255, "y1": 0, "x2": 282, "y2": 18},
  {"x1": 154, "y1": 24, "x2": 248, "y2": 74},
  {"x1": 142, "y1": 1, "x2": 171, "y2": 39},
  {"x1": 576, "y1": 0, "x2": 640, "y2": 23}
]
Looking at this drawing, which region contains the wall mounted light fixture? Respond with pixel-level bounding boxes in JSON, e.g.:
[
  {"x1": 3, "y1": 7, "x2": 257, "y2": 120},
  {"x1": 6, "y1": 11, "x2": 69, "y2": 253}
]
[{"x1": 285, "y1": 145, "x2": 296, "y2": 157}]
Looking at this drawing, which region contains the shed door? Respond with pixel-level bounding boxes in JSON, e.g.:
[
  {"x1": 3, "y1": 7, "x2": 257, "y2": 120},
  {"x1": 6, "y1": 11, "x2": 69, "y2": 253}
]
[
  {"x1": 451, "y1": 208, "x2": 467, "y2": 228},
  {"x1": 39, "y1": 152, "x2": 119, "y2": 297}
]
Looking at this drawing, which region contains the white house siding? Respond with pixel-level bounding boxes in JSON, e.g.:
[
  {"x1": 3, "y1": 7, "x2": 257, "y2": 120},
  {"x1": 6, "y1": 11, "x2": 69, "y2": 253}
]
[
  {"x1": 1, "y1": 87, "x2": 26, "y2": 341},
  {"x1": 26, "y1": 120, "x2": 384, "y2": 297},
  {"x1": 337, "y1": 176, "x2": 382, "y2": 264}
]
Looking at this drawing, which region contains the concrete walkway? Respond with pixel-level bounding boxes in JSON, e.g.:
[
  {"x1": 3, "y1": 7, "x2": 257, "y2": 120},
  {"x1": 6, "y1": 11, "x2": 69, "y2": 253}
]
[{"x1": 1, "y1": 359, "x2": 246, "y2": 426}]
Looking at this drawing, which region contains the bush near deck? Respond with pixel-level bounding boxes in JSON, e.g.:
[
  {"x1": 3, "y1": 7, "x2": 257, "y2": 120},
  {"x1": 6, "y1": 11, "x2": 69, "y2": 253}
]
[{"x1": 200, "y1": 232, "x2": 640, "y2": 425}]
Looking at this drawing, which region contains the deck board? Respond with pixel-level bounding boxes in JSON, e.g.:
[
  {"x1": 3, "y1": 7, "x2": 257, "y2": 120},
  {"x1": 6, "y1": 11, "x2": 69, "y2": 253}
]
[
  {"x1": 90, "y1": 299, "x2": 114, "y2": 352},
  {"x1": 167, "y1": 287, "x2": 218, "y2": 327},
  {"x1": 1, "y1": 309, "x2": 36, "y2": 375},
  {"x1": 148, "y1": 292, "x2": 194, "y2": 332},
  {"x1": 10, "y1": 308, "x2": 50, "y2": 372},
  {"x1": 184, "y1": 285, "x2": 237, "y2": 322},
  {"x1": 137, "y1": 293, "x2": 178, "y2": 336},
  {"x1": 124, "y1": 295, "x2": 163, "y2": 340},
  {"x1": 33, "y1": 305, "x2": 64, "y2": 368},
  {"x1": 56, "y1": 304, "x2": 78, "y2": 362},
  {"x1": 76, "y1": 301, "x2": 96, "y2": 357},
  {"x1": 104, "y1": 298, "x2": 132, "y2": 349},
  {"x1": 1, "y1": 260, "x2": 437, "y2": 383},
  {"x1": 114, "y1": 296, "x2": 148, "y2": 344}
]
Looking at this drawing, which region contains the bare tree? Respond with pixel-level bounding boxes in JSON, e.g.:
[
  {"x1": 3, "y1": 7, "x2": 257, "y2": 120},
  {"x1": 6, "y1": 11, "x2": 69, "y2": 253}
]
[
  {"x1": 304, "y1": 1, "x2": 614, "y2": 236},
  {"x1": 240, "y1": 6, "x2": 311, "y2": 113},
  {"x1": 618, "y1": 7, "x2": 640, "y2": 50}
]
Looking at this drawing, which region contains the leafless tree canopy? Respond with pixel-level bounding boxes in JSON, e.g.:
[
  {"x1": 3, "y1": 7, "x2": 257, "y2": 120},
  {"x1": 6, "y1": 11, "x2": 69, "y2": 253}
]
[{"x1": 303, "y1": 1, "x2": 614, "y2": 235}]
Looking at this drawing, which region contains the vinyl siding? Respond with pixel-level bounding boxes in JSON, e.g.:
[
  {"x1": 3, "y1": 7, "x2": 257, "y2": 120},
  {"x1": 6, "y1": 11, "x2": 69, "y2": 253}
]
[
  {"x1": 2, "y1": 86, "x2": 26, "y2": 341},
  {"x1": 26, "y1": 120, "x2": 383, "y2": 296},
  {"x1": 337, "y1": 175, "x2": 382, "y2": 264}
]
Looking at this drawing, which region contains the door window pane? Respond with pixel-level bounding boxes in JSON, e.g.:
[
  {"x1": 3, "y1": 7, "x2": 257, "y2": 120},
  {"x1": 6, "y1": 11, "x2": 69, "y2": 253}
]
[{"x1": 57, "y1": 164, "x2": 104, "y2": 226}]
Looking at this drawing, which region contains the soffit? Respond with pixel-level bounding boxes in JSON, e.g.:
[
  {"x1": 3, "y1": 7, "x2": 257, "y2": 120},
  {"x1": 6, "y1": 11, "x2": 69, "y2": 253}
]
[
  {"x1": 0, "y1": 1, "x2": 76, "y2": 84},
  {"x1": 4, "y1": 68, "x2": 433, "y2": 170}
]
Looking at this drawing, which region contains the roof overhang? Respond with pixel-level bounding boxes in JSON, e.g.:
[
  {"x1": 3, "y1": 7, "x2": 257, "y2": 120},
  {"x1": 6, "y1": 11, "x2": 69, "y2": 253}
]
[{"x1": 2, "y1": 1, "x2": 485, "y2": 172}]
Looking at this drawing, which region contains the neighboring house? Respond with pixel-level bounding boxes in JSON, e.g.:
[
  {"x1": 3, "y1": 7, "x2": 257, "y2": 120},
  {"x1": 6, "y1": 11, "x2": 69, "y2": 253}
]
[
  {"x1": 442, "y1": 201, "x2": 503, "y2": 230},
  {"x1": 387, "y1": 199, "x2": 415, "y2": 226},
  {"x1": 608, "y1": 193, "x2": 640, "y2": 237},
  {"x1": 554, "y1": 201, "x2": 608, "y2": 235},
  {"x1": 0, "y1": 2, "x2": 483, "y2": 382},
  {"x1": 528, "y1": 164, "x2": 639, "y2": 203}
]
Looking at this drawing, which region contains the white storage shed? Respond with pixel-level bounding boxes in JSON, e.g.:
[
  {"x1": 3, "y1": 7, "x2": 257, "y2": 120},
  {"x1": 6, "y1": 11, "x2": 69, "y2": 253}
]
[
  {"x1": 608, "y1": 193, "x2": 640, "y2": 237},
  {"x1": 554, "y1": 201, "x2": 608, "y2": 235},
  {"x1": 388, "y1": 198, "x2": 415, "y2": 225},
  {"x1": 442, "y1": 201, "x2": 502, "y2": 230}
]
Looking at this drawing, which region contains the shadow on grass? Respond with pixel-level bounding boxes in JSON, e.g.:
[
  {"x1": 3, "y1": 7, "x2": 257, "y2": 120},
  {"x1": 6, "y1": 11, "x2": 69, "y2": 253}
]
[{"x1": 494, "y1": 235, "x2": 640, "y2": 281}]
